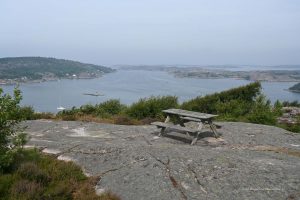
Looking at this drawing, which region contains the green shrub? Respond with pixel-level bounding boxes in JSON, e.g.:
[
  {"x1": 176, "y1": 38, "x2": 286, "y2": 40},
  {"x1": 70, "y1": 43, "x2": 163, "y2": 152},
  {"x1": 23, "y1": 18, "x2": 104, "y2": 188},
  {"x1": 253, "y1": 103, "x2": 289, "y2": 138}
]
[
  {"x1": 0, "y1": 174, "x2": 16, "y2": 198},
  {"x1": 282, "y1": 100, "x2": 300, "y2": 107},
  {"x1": 57, "y1": 100, "x2": 127, "y2": 120},
  {"x1": 181, "y1": 82, "x2": 261, "y2": 113},
  {"x1": 280, "y1": 123, "x2": 300, "y2": 133},
  {"x1": 57, "y1": 106, "x2": 80, "y2": 120},
  {"x1": 246, "y1": 95, "x2": 277, "y2": 125},
  {"x1": 17, "y1": 162, "x2": 50, "y2": 185},
  {"x1": 215, "y1": 99, "x2": 252, "y2": 120},
  {"x1": 95, "y1": 99, "x2": 127, "y2": 117},
  {"x1": 33, "y1": 112, "x2": 55, "y2": 119},
  {"x1": 126, "y1": 96, "x2": 178, "y2": 120},
  {"x1": 18, "y1": 106, "x2": 36, "y2": 120},
  {"x1": 79, "y1": 104, "x2": 97, "y2": 115},
  {"x1": 273, "y1": 100, "x2": 283, "y2": 116},
  {"x1": 0, "y1": 87, "x2": 27, "y2": 172}
]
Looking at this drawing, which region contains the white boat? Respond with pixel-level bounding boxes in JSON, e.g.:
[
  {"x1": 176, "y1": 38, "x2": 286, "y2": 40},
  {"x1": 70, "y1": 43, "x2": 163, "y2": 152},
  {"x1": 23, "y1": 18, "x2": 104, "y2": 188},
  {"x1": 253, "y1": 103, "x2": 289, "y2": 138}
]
[{"x1": 57, "y1": 106, "x2": 66, "y2": 111}]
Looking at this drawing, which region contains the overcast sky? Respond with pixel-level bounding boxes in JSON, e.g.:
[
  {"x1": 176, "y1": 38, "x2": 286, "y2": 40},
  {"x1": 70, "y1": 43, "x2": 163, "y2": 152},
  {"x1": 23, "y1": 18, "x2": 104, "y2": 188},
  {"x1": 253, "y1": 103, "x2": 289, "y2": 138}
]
[{"x1": 0, "y1": 0, "x2": 299, "y2": 66}]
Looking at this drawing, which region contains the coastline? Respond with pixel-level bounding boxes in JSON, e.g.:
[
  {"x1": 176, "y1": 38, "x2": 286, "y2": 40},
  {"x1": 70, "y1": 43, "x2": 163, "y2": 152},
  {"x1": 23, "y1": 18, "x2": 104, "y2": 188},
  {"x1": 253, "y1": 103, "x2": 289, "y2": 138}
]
[
  {"x1": 1, "y1": 69, "x2": 300, "y2": 87},
  {"x1": 288, "y1": 89, "x2": 300, "y2": 93},
  {"x1": 120, "y1": 67, "x2": 300, "y2": 82},
  {"x1": 0, "y1": 73, "x2": 111, "y2": 86}
]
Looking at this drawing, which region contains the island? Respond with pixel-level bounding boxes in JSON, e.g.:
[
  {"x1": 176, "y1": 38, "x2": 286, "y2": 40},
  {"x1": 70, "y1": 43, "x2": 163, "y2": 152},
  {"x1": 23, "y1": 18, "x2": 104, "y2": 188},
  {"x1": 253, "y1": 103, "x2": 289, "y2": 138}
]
[
  {"x1": 289, "y1": 82, "x2": 300, "y2": 93},
  {"x1": 0, "y1": 57, "x2": 115, "y2": 84},
  {"x1": 120, "y1": 65, "x2": 300, "y2": 82}
]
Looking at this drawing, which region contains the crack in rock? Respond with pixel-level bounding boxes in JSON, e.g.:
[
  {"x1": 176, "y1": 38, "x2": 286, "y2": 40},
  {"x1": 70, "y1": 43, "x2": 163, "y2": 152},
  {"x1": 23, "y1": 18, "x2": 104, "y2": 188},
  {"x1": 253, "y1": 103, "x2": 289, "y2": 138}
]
[
  {"x1": 187, "y1": 164, "x2": 207, "y2": 194},
  {"x1": 99, "y1": 167, "x2": 122, "y2": 177},
  {"x1": 142, "y1": 136, "x2": 152, "y2": 145},
  {"x1": 72, "y1": 149, "x2": 119, "y2": 155},
  {"x1": 96, "y1": 161, "x2": 132, "y2": 178},
  {"x1": 148, "y1": 153, "x2": 187, "y2": 200}
]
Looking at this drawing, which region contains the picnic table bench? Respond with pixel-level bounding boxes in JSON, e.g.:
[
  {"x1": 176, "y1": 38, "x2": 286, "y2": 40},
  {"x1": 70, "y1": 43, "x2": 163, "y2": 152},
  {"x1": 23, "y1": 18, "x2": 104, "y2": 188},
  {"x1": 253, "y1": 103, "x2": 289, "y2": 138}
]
[{"x1": 151, "y1": 109, "x2": 219, "y2": 145}]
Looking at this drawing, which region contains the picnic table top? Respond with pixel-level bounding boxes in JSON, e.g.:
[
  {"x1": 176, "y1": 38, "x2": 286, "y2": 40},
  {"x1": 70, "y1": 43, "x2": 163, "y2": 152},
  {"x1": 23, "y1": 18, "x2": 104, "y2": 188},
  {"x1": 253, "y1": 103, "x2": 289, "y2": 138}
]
[{"x1": 162, "y1": 108, "x2": 218, "y2": 119}]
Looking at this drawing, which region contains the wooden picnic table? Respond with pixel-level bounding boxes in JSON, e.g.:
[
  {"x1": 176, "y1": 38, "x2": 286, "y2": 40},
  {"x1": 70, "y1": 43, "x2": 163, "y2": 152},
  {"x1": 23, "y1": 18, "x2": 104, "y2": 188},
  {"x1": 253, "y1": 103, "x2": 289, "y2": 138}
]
[{"x1": 151, "y1": 108, "x2": 219, "y2": 145}]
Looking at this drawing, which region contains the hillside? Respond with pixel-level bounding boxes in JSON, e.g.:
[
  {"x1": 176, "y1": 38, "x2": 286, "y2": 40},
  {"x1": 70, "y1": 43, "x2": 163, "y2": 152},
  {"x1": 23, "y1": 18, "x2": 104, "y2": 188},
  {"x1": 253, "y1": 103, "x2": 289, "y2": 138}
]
[
  {"x1": 0, "y1": 57, "x2": 115, "y2": 83},
  {"x1": 289, "y1": 82, "x2": 300, "y2": 93},
  {"x1": 24, "y1": 120, "x2": 300, "y2": 200}
]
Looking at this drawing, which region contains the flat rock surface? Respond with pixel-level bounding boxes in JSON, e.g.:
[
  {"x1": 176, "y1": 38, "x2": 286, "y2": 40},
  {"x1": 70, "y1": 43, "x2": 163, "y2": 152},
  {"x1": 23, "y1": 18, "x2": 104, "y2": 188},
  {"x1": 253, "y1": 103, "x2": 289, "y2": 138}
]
[{"x1": 24, "y1": 120, "x2": 300, "y2": 200}]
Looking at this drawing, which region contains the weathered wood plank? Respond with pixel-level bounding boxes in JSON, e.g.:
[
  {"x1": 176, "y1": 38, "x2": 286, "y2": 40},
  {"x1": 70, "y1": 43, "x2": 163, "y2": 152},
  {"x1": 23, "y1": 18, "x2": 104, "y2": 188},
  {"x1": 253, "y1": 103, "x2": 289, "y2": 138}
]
[
  {"x1": 151, "y1": 122, "x2": 198, "y2": 133},
  {"x1": 181, "y1": 117, "x2": 222, "y2": 128},
  {"x1": 181, "y1": 116, "x2": 203, "y2": 122},
  {"x1": 163, "y1": 109, "x2": 218, "y2": 119}
]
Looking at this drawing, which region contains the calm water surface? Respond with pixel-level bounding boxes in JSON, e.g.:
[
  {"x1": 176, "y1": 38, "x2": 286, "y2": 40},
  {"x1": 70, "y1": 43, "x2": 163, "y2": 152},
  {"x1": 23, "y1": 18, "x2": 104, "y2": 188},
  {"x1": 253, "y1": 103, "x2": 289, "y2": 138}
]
[{"x1": 2, "y1": 70, "x2": 300, "y2": 112}]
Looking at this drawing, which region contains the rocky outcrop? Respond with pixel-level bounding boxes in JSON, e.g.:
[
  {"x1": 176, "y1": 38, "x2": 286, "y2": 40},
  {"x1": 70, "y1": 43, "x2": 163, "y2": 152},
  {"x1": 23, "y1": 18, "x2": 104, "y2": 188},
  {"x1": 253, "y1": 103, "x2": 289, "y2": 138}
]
[
  {"x1": 278, "y1": 107, "x2": 300, "y2": 124},
  {"x1": 24, "y1": 120, "x2": 300, "y2": 200}
]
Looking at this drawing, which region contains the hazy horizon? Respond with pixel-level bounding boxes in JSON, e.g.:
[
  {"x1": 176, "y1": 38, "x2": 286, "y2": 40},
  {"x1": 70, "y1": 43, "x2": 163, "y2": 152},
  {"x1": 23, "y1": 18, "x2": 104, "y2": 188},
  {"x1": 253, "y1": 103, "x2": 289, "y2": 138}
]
[{"x1": 1, "y1": 0, "x2": 300, "y2": 66}]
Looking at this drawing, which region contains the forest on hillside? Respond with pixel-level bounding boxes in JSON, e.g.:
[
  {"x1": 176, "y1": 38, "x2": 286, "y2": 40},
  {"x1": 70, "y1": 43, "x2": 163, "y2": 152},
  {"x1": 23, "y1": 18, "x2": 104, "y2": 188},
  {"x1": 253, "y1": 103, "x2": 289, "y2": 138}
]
[{"x1": 0, "y1": 57, "x2": 114, "y2": 81}]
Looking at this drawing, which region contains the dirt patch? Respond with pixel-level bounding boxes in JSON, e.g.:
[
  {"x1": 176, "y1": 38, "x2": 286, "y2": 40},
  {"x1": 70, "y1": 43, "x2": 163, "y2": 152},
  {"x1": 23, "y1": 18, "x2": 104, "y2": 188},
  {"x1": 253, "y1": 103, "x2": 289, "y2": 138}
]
[{"x1": 252, "y1": 145, "x2": 300, "y2": 158}]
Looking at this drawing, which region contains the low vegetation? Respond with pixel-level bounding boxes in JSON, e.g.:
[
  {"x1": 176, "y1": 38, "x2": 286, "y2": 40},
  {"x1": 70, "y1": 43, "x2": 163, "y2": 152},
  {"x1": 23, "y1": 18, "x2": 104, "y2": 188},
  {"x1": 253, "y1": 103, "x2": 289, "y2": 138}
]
[
  {"x1": 22, "y1": 82, "x2": 297, "y2": 133},
  {"x1": 0, "y1": 149, "x2": 120, "y2": 200},
  {"x1": 282, "y1": 100, "x2": 300, "y2": 107},
  {"x1": 0, "y1": 88, "x2": 120, "y2": 200},
  {"x1": 126, "y1": 96, "x2": 178, "y2": 120},
  {"x1": 53, "y1": 96, "x2": 178, "y2": 125}
]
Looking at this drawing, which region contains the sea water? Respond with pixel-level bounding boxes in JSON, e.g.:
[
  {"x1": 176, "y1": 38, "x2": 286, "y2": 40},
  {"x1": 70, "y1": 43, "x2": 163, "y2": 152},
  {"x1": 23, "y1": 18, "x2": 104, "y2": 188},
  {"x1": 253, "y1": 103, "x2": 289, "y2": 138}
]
[{"x1": 1, "y1": 70, "x2": 299, "y2": 112}]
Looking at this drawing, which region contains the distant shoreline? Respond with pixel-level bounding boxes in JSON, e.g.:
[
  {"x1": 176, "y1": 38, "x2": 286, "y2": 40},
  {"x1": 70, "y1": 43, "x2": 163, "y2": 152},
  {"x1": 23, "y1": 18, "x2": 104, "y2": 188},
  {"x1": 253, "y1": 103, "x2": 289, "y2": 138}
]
[
  {"x1": 1, "y1": 68, "x2": 300, "y2": 86},
  {"x1": 120, "y1": 66, "x2": 300, "y2": 82},
  {"x1": 288, "y1": 89, "x2": 300, "y2": 93},
  {"x1": 0, "y1": 75, "x2": 105, "y2": 86}
]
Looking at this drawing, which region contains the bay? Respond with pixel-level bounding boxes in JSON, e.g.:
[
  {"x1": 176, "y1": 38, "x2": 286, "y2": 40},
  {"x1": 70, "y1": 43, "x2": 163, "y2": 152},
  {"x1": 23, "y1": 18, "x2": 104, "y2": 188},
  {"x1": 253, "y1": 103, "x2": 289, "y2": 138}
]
[{"x1": 1, "y1": 70, "x2": 299, "y2": 113}]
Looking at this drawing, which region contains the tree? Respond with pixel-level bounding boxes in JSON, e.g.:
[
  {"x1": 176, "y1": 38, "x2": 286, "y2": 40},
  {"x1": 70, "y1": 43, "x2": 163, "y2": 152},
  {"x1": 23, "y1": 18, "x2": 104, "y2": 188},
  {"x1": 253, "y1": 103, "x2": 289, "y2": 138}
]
[{"x1": 0, "y1": 87, "x2": 27, "y2": 172}]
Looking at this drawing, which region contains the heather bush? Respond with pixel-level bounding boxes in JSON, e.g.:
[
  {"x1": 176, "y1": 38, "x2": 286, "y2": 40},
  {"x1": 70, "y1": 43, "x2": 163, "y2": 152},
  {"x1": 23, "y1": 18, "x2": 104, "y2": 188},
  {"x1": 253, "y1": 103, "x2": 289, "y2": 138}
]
[
  {"x1": 1, "y1": 149, "x2": 120, "y2": 200},
  {"x1": 126, "y1": 96, "x2": 178, "y2": 120},
  {"x1": 17, "y1": 162, "x2": 50, "y2": 185}
]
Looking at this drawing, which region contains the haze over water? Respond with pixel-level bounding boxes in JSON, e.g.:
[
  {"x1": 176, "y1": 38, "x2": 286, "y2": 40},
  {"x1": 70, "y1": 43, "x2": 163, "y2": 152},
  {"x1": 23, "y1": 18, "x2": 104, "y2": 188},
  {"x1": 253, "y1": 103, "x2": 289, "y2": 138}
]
[
  {"x1": 2, "y1": 70, "x2": 299, "y2": 113},
  {"x1": 1, "y1": 1, "x2": 300, "y2": 112}
]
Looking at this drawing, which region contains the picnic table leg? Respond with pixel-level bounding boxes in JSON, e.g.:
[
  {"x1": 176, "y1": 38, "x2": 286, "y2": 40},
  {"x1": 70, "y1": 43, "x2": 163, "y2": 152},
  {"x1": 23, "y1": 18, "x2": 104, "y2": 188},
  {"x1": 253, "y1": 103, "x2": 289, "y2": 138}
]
[
  {"x1": 191, "y1": 122, "x2": 203, "y2": 145},
  {"x1": 179, "y1": 119, "x2": 185, "y2": 127},
  {"x1": 158, "y1": 115, "x2": 170, "y2": 137},
  {"x1": 164, "y1": 115, "x2": 170, "y2": 123},
  {"x1": 158, "y1": 127, "x2": 166, "y2": 137},
  {"x1": 208, "y1": 120, "x2": 218, "y2": 138}
]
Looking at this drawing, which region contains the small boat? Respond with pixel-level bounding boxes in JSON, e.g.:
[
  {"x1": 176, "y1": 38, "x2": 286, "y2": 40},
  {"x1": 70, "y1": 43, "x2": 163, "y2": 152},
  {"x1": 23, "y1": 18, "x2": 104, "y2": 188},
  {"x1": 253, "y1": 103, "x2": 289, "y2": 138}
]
[
  {"x1": 57, "y1": 106, "x2": 66, "y2": 111},
  {"x1": 83, "y1": 92, "x2": 104, "y2": 97}
]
